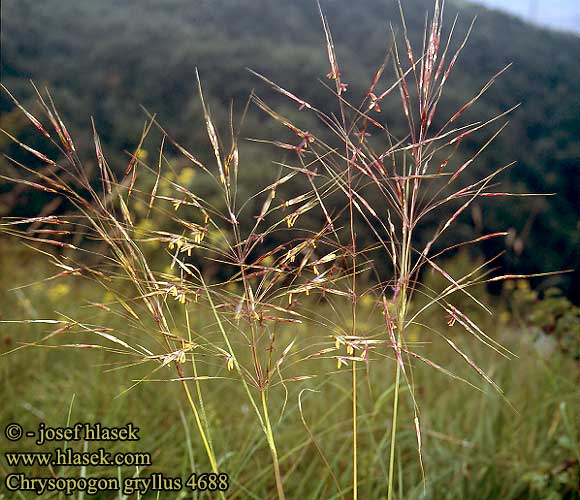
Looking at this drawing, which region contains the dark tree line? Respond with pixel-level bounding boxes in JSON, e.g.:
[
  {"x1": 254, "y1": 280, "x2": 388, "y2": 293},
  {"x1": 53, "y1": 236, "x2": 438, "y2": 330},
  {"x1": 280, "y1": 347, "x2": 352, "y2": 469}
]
[{"x1": 1, "y1": 0, "x2": 579, "y2": 298}]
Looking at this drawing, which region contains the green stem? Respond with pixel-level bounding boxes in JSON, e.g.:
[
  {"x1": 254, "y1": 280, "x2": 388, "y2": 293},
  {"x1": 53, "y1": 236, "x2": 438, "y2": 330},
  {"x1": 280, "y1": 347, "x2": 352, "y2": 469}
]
[
  {"x1": 352, "y1": 362, "x2": 358, "y2": 500},
  {"x1": 179, "y1": 378, "x2": 219, "y2": 474},
  {"x1": 262, "y1": 390, "x2": 286, "y2": 500},
  {"x1": 388, "y1": 167, "x2": 411, "y2": 500},
  {"x1": 177, "y1": 366, "x2": 225, "y2": 500},
  {"x1": 387, "y1": 356, "x2": 401, "y2": 500},
  {"x1": 387, "y1": 291, "x2": 407, "y2": 500},
  {"x1": 185, "y1": 308, "x2": 215, "y2": 457},
  {"x1": 200, "y1": 272, "x2": 285, "y2": 499}
]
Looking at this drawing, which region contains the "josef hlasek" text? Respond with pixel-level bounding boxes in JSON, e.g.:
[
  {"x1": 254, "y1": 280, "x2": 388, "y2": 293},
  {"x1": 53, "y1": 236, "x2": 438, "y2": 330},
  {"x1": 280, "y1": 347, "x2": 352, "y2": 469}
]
[{"x1": 35, "y1": 423, "x2": 139, "y2": 446}]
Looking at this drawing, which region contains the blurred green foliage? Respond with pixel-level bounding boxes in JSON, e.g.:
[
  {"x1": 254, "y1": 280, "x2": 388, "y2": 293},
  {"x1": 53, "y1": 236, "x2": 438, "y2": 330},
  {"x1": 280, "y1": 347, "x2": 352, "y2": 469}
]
[
  {"x1": 1, "y1": 0, "x2": 579, "y2": 297},
  {"x1": 1, "y1": 242, "x2": 578, "y2": 499},
  {"x1": 504, "y1": 280, "x2": 580, "y2": 360}
]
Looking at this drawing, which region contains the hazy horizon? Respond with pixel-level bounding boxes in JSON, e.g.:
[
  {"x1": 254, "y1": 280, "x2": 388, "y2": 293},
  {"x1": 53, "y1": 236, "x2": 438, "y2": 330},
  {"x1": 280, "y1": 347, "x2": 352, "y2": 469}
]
[{"x1": 471, "y1": 0, "x2": 580, "y2": 34}]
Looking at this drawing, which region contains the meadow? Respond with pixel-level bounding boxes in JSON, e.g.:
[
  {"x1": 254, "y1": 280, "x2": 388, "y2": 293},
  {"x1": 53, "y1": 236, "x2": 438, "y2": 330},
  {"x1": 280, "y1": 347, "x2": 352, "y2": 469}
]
[{"x1": 1, "y1": 241, "x2": 578, "y2": 498}]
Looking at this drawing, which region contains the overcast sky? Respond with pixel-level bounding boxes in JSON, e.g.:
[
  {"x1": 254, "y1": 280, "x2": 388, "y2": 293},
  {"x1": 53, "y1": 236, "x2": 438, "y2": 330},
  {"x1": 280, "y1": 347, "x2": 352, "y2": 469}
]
[{"x1": 471, "y1": 0, "x2": 580, "y2": 34}]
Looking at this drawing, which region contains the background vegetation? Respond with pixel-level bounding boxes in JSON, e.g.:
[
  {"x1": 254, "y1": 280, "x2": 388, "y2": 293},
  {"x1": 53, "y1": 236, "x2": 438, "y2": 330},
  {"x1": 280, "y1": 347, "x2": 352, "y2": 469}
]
[
  {"x1": 0, "y1": 242, "x2": 578, "y2": 499},
  {"x1": 1, "y1": 0, "x2": 579, "y2": 299}
]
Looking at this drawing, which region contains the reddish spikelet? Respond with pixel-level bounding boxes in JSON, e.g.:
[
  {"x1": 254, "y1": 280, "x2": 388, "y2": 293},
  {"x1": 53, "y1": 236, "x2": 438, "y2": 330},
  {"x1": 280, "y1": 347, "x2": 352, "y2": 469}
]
[
  {"x1": 51, "y1": 324, "x2": 75, "y2": 335},
  {"x1": 128, "y1": 163, "x2": 138, "y2": 197},
  {"x1": 1, "y1": 129, "x2": 56, "y2": 165},
  {"x1": 449, "y1": 65, "x2": 512, "y2": 126},
  {"x1": 89, "y1": 302, "x2": 112, "y2": 312},
  {"x1": 26, "y1": 112, "x2": 51, "y2": 139},
  {"x1": 433, "y1": 50, "x2": 447, "y2": 84},
  {"x1": 324, "y1": 31, "x2": 340, "y2": 83},
  {"x1": 91, "y1": 123, "x2": 111, "y2": 195},
  {"x1": 37, "y1": 89, "x2": 77, "y2": 154},
  {"x1": 125, "y1": 118, "x2": 154, "y2": 176},
  {"x1": 404, "y1": 30, "x2": 415, "y2": 68},
  {"x1": 450, "y1": 123, "x2": 508, "y2": 183},
  {"x1": 371, "y1": 67, "x2": 408, "y2": 109},
  {"x1": 475, "y1": 232, "x2": 508, "y2": 240},
  {"x1": 77, "y1": 195, "x2": 94, "y2": 212},
  {"x1": 148, "y1": 136, "x2": 165, "y2": 211},
  {"x1": 32, "y1": 229, "x2": 70, "y2": 236},
  {"x1": 449, "y1": 102, "x2": 473, "y2": 125},
  {"x1": 399, "y1": 75, "x2": 411, "y2": 120},
  {"x1": 382, "y1": 296, "x2": 404, "y2": 371},
  {"x1": 442, "y1": 55, "x2": 456, "y2": 84},
  {"x1": 125, "y1": 155, "x2": 138, "y2": 177},
  {"x1": 367, "y1": 62, "x2": 386, "y2": 100},
  {"x1": 33, "y1": 238, "x2": 76, "y2": 249},
  {"x1": 394, "y1": 174, "x2": 404, "y2": 204},
  {"x1": 486, "y1": 271, "x2": 568, "y2": 283},
  {"x1": 422, "y1": 1, "x2": 442, "y2": 100},
  {"x1": 0, "y1": 175, "x2": 59, "y2": 194},
  {"x1": 53, "y1": 110, "x2": 75, "y2": 153},
  {"x1": 7, "y1": 216, "x2": 63, "y2": 226},
  {"x1": 171, "y1": 140, "x2": 206, "y2": 170},
  {"x1": 426, "y1": 98, "x2": 439, "y2": 130},
  {"x1": 450, "y1": 129, "x2": 474, "y2": 145},
  {"x1": 444, "y1": 337, "x2": 501, "y2": 391},
  {"x1": 248, "y1": 70, "x2": 313, "y2": 111},
  {"x1": 370, "y1": 155, "x2": 387, "y2": 176},
  {"x1": 2, "y1": 85, "x2": 52, "y2": 139}
]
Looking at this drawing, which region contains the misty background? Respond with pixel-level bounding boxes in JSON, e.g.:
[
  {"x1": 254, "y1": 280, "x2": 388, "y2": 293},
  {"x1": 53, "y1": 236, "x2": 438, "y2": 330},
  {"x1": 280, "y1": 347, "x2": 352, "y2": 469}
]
[{"x1": 1, "y1": 0, "x2": 579, "y2": 299}]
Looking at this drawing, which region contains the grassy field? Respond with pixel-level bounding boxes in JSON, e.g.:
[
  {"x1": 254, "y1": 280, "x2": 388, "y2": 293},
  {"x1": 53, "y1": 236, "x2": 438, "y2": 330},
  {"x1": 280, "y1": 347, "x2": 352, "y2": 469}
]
[{"x1": 1, "y1": 243, "x2": 578, "y2": 499}]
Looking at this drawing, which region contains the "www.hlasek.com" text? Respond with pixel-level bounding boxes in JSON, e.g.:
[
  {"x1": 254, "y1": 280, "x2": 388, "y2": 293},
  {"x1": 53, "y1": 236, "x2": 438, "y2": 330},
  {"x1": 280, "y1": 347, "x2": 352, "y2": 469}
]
[{"x1": 5, "y1": 447, "x2": 151, "y2": 467}]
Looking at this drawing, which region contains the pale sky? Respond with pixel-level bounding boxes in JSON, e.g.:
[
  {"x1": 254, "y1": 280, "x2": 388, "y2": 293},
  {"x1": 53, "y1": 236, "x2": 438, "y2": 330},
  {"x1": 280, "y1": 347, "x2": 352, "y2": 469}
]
[{"x1": 471, "y1": 0, "x2": 580, "y2": 34}]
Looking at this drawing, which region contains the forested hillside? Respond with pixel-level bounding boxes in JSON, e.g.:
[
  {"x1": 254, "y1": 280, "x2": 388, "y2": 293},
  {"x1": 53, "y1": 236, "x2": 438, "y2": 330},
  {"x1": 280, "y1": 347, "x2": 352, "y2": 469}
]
[{"x1": 1, "y1": 0, "x2": 579, "y2": 297}]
